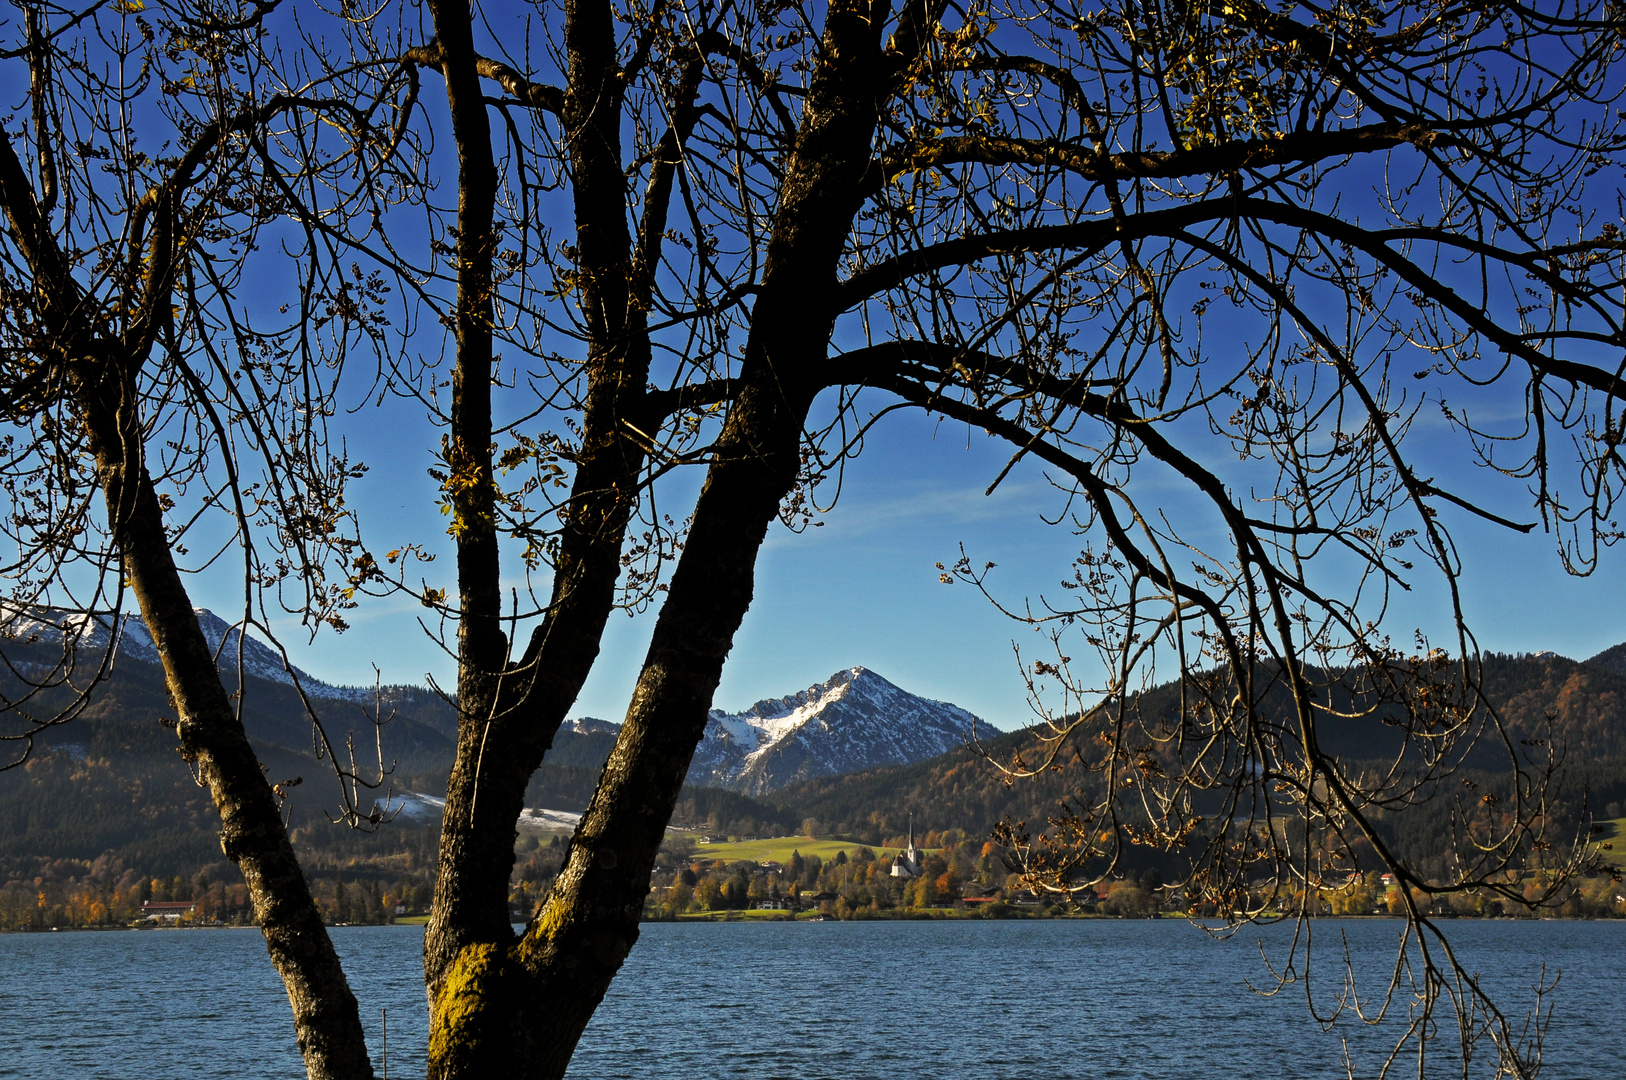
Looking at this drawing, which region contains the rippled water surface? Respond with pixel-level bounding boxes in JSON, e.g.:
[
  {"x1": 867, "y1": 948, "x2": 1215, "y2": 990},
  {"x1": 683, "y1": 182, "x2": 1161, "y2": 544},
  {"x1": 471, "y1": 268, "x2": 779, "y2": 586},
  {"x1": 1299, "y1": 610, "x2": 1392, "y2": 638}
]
[{"x1": 0, "y1": 919, "x2": 1617, "y2": 1079}]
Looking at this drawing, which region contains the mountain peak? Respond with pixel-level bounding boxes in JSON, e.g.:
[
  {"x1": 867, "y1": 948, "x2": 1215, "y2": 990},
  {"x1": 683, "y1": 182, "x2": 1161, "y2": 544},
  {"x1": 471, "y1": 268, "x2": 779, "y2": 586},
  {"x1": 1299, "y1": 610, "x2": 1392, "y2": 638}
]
[
  {"x1": 690, "y1": 666, "x2": 978, "y2": 795},
  {"x1": 563, "y1": 717, "x2": 620, "y2": 736}
]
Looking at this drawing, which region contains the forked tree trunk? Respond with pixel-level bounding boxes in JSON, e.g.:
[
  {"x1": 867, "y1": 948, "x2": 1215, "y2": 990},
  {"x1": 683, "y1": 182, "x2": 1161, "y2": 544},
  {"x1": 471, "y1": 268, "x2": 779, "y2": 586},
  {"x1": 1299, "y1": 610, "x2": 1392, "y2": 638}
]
[
  {"x1": 422, "y1": 319, "x2": 828, "y2": 1078},
  {"x1": 421, "y1": 0, "x2": 894, "y2": 1073},
  {"x1": 417, "y1": 0, "x2": 662, "y2": 1034}
]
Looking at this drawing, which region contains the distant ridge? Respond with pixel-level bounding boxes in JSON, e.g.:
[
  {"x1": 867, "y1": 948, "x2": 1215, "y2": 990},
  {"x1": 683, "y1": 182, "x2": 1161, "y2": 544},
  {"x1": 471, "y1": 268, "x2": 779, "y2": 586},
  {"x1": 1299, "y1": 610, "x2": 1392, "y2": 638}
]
[
  {"x1": 4, "y1": 606, "x2": 405, "y2": 708},
  {"x1": 10, "y1": 611, "x2": 1626, "y2": 842},
  {"x1": 4, "y1": 615, "x2": 989, "y2": 796},
  {"x1": 1, "y1": 606, "x2": 460, "y2": 758},
  {"x1": 1585, "y1": 641, "x2": 1626, "y2": 677}
]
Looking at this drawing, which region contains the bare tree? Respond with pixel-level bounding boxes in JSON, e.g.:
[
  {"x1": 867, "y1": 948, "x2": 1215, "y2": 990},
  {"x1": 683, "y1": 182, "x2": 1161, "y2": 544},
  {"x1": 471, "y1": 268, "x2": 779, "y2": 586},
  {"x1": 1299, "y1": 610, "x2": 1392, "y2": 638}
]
[
  {"x1": 2, "y1": 0, "x2": 1623, "y2": 1078},
  {"x1": 0, "y1": 0, "x2": 412, "y2": 1073}
]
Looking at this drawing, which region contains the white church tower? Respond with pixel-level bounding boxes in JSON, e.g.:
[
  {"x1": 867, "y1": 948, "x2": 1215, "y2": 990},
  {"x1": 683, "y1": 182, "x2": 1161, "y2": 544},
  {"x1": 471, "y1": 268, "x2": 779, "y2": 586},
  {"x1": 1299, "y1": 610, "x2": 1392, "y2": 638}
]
[{"x1": 890, "y1": 817, "x2": 923, "y2": 879}]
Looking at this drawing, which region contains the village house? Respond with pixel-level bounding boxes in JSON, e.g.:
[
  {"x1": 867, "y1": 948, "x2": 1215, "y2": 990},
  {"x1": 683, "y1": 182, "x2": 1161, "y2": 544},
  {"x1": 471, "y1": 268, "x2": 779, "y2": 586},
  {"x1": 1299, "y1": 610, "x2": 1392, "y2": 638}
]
[{"x1": 140, "y1": 900, "x2": 196, "y2": 922}]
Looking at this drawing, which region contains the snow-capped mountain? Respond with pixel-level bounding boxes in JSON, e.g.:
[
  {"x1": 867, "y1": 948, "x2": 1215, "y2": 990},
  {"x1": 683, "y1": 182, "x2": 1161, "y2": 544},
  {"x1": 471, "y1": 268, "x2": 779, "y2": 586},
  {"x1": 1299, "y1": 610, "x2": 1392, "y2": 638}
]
[
  {"x1": 5, "y1": 609, "x2": 982, "y2": 792},
  {"x1": 3, "y1": 605, "x2": 377, "y2": 704},
  {"x1": 684, "y1": 666, "x2": 979, "y2": 795},
  {"x1": 1, "y1": 606, "x2": 461, "y2": 750},
  {"x1": 561, "y1": 717, "x2": 620, "y2": 736}
]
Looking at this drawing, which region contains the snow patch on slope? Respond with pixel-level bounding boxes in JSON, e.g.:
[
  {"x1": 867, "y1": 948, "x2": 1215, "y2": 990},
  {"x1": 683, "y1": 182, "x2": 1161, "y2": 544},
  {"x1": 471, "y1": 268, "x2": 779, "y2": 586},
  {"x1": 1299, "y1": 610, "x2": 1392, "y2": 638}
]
[
  {"x1": 518, "y1": 807, "x2": 583, "y2": 831},
  {"x1": 388, "y1": 791, "x2": 446, "y2": 821},
  {"x1": 391, "y1": 793, "x2": 598, "y2": 835},
  {"x1": 689, "y1": 666, "x2": 979, "y2": 794}
]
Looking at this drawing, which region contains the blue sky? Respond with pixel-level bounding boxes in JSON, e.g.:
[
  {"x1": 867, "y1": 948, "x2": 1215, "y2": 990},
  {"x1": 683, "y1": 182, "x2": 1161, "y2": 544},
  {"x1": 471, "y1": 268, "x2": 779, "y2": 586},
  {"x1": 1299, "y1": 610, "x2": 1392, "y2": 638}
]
[
  {"x1": 191, "y1": 375, "x2": 1626, "y2": 734},
  {"x1": 40, "y1": 0, "x2": 1620, "y2": 733},
  {"x1": 200, "y1": 203, "x2": 1626, "y2": 733}
]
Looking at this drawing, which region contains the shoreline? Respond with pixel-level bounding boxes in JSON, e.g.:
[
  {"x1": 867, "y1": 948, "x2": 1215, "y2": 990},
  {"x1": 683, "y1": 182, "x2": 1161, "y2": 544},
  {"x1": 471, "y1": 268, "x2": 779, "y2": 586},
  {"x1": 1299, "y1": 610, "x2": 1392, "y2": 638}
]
[{"x1": 6, "y1": 911, "x2": 1620, "y2": 934}]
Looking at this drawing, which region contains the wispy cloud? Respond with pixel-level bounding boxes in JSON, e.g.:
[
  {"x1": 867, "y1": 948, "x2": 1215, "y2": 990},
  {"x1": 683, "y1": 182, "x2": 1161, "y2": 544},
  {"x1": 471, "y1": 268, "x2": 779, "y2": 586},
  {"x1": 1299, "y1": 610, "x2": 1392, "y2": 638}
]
[{"x1": 765, "y1": 475, "x2": 1063, "y2": 550}]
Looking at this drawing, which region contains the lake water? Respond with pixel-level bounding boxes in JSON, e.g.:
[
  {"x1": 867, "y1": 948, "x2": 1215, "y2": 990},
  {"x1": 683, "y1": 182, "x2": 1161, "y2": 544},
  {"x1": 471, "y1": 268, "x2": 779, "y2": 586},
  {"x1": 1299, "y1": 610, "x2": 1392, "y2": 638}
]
[{"x1": 0, "y1": 918, "x2": 1617, "y2": 1079}]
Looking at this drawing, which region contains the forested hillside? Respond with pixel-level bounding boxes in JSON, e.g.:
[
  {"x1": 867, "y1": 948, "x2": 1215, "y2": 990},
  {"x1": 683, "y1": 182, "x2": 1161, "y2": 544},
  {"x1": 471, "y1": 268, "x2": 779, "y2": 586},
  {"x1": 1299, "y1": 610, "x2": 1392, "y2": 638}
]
[
  {"x1": 767, "y1": 726, "x2": 1076, "y2": 841},
  {"x1": 4, "y1": 641, "x2": 1626, "y2": 930}
]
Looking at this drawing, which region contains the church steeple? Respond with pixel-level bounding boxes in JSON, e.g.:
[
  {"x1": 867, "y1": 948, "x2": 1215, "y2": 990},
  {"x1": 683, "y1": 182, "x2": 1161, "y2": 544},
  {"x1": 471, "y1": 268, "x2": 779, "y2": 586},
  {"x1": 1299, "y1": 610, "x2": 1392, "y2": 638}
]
[{"x1": 891, "y1": 814, "x2": 923, "y2": 879}]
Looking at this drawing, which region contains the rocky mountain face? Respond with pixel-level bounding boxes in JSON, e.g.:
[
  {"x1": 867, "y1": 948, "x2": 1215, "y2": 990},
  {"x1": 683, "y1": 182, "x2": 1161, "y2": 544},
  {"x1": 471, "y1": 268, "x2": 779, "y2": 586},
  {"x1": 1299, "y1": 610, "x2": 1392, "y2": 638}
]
[
  {"x1": 2, "y1": 607, "x2": 458, "y2": 763},
  {"x1": 9, "y1": 606, "x2": 319, "y2": 686},
  {"x1": 5, "y1": 613, "x2": 986, "y2": 797},
  {"x1": 682, "y1": 666, "x2": 981, "y2": 795}
]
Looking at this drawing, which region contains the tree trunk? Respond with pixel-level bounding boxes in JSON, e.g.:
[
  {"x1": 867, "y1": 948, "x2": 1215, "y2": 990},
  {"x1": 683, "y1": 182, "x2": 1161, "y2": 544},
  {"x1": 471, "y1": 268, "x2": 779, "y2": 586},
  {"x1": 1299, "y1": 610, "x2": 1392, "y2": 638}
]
[
  {"x1": 75, "y1": 356, "x2": 375, "y2": 1080},
  {"x1": 417, "y1": 0, "x2": 518, "y2": 1003},
  {"x1": 421, "y1": 0, "x2": 895, "y2": 1073},
  {"x1": 0, "y1": 121, "x2": 374, "y2": 1080},
  {"x1": 419, "y1": 0, "x2": 664, "y2": 1069}
]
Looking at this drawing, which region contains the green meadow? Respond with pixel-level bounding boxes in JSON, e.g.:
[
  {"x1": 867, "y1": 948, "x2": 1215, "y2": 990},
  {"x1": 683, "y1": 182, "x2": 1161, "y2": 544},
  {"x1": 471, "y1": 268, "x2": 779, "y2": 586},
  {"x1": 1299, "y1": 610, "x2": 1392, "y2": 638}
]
[
  {"x1": 673, "y1": 908, "x2": 795, "y2": 921},
  {"x1": 1598, "y1": 818, "x2": 1626, "y2": 869},
  {"x1": 686, "y1": 836, "x2": 915, "y2": 863}
]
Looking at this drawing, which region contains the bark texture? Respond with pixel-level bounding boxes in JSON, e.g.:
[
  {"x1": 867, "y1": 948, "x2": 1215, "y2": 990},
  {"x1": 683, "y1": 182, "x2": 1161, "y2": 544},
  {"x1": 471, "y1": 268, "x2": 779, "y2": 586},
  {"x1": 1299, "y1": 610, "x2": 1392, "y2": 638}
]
[
  {"x1": 422, "y1": 0, "x2": 903, "y2": 1074},
  {"x1": 77, "y1": 360, "x2": 375, "y2": 1080},
  {"x1": 419, "y1": 0, "x2": 669, "y2": 1071},
  {"x1": 0, "y1": 124, "x2": 374, "y2": 1080}
]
